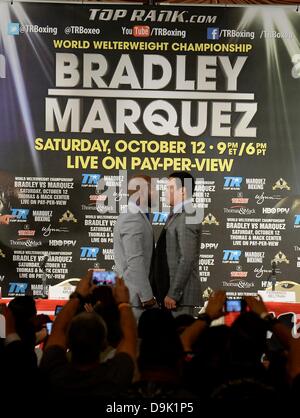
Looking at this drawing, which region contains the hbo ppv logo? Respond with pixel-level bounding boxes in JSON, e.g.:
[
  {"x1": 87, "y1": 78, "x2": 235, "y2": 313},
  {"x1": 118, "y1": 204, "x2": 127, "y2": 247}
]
[
  {"x1": 49, "y1": 240, "x2": 76, "y2": 247},
  {"x1": 262, "y1": 208, "x2": 290, "y2": 214}
]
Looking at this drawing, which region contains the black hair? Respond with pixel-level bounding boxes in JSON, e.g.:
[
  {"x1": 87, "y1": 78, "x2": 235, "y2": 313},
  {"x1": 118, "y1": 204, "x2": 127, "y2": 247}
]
[
  {"x1": 168, "y1": 171, "x2": 195, "y2": 196},
  {"x1": 137, "y1": 309, "x2": 183, "y2": 370},
  {"x1": 8, "y1": 296, "x2": 37, "y2": 350}
]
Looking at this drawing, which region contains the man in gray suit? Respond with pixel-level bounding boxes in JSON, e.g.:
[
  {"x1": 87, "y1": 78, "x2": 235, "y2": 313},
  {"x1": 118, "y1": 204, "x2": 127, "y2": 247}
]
[
  {"x1": 113, "y1": 175, "x2": 157, "y2": 319},
  {"x1": 153, "y1": 171, "x2": 202, "y2": 316}
]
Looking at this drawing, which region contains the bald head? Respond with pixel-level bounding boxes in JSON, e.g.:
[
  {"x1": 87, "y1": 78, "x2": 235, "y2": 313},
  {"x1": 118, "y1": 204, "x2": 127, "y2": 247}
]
[{"x1": 68, "y1": 312, "x2": 107, "y2": 365}]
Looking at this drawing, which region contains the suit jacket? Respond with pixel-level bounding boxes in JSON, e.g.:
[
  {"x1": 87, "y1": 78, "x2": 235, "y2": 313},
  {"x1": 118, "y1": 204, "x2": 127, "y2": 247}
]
[
  {"x1": 164, "y1": 204, "x2": 202, "y2": 306},
  {"x1": 113, "y1": 204, "x2": 154, "y2": 307}
]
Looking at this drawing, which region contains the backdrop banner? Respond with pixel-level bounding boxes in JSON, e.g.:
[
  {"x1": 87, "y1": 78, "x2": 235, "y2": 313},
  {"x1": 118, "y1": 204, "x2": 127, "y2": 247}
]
[{"x1": 1, "y1": 2, "x2": 300, "y2": 298}]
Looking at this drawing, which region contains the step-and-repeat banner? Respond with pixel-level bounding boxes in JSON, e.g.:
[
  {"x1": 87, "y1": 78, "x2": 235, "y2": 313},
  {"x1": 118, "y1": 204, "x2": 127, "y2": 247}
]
[{"x1": 1, "y1": 2, "x2": 300, "y2": 298}]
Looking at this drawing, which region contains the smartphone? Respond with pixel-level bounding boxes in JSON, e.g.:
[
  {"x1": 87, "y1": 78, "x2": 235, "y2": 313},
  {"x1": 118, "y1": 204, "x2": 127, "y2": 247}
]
[
  {"x1": 225, "y1": 298, "x2": 244, "y2": 313},
  {"x1": 92, "y1": 270, "x2": 117, "y2": 286},
  {"x1": 54, "y1": 305, "x2": 63, "y2": 316},
  {"x1": 46, "y1": 322, "x2": 53, "y2": 335}
]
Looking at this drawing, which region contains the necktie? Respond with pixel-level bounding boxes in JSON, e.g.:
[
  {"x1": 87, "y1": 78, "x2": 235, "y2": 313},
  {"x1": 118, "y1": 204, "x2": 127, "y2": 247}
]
[{"x1": 164, "y1": 209, "x2": 174, "y2": 227}]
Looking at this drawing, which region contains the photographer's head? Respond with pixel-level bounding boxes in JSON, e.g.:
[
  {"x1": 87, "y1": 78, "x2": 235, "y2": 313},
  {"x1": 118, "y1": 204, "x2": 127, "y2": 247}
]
[
  {"x1": 68, "y1": 312, "x2": 107, "y2": 366},
  {"x1": 166, "y1": 171, "x2": 195, "y2": 207},
  {"x1": 137, "y1": 309, "x2": 183, "y2": 372},
  {"x1": 8, "y1": 296, "x2": 37, "y2": 350}
]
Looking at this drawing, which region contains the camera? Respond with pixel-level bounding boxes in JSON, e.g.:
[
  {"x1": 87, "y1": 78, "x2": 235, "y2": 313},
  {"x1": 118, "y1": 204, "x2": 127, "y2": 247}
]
[
  {"x1": 92, "y1": 270, "x2": 117, "y2": 286},
  {"x1": 224, "y1": 298, "x2": 245, "y2": 313}
]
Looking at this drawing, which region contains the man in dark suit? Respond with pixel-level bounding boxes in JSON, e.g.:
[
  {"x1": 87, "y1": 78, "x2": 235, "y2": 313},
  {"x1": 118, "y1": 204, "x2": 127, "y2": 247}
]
[{"x1": 153, "y1": 172, "x2": 203, "y2": 316}]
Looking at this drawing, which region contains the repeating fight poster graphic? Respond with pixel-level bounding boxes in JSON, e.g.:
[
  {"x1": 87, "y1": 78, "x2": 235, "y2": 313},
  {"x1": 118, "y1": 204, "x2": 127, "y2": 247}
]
[{"x1": 1, "y1": 1, "x2": 300, "y2": 297}]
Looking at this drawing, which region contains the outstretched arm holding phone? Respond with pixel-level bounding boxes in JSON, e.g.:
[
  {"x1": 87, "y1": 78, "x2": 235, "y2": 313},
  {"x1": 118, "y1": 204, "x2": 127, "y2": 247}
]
[
  {"x1": 245, "y1": 296, "x2": 294, "y2": 350},
  {"x1": 45, "y1": 270, "x2": 95, "y2": 350},
  {"x1": 45, "y1": 271, "x2": 137, "y2": 362},
  {"x1": 181, "y1": 291, "x2": 226, "y2": 352},
  {"x1": 40, "y1": 272, "x2": 137, "y2": 399}
]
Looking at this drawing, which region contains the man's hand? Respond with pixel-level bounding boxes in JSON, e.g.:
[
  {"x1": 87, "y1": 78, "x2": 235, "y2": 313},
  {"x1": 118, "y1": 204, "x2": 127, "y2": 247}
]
[
  {"x1": 244, "y1": 295, "x2": 268, "y2": 316},
  {"x1": 75, "y1": 270, "x2": 96, "y2": 298},
  {"x1": 84, "y1": 303, "x2": 94, "y2": 313},
  {"x1": 142, "y1": 297, "x2": 157, "y2": 309},
  {"x1": 164, "y1": 296, "x2": 177, "y2": 310},
  {"x1": 180, "y1": 292, "x2": 226, "y2": 352},
  {"x1": 0, "y1": 214, "x2": 14, "y2": 225},
  {"x1": 205, "y1": 291, "x2": 226, "y2": 320},
  {"x1": 113, "y1": 277, "x2": 130, "y2": 305}
]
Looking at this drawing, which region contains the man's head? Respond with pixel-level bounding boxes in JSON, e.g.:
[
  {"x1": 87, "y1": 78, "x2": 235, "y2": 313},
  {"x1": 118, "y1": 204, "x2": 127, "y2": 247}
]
[
  {"x1": 68, "y1": 312, "x2": 107, "y2": 365},
  {"x1": 166, "y1": 171, "x2": 195, "y2": 207},
  {"x1": 138, "y1": 309, "x2": 183, "y2": 371},
  {"x1": 8, "y1": 296, "x2": 37, "y2": 350},
  {"x1": 128, "y1": 174, "x2": 157, "y2": 212},
  {"x1": 9, "y1": 295, "x2": 37, "y2": 321}
]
